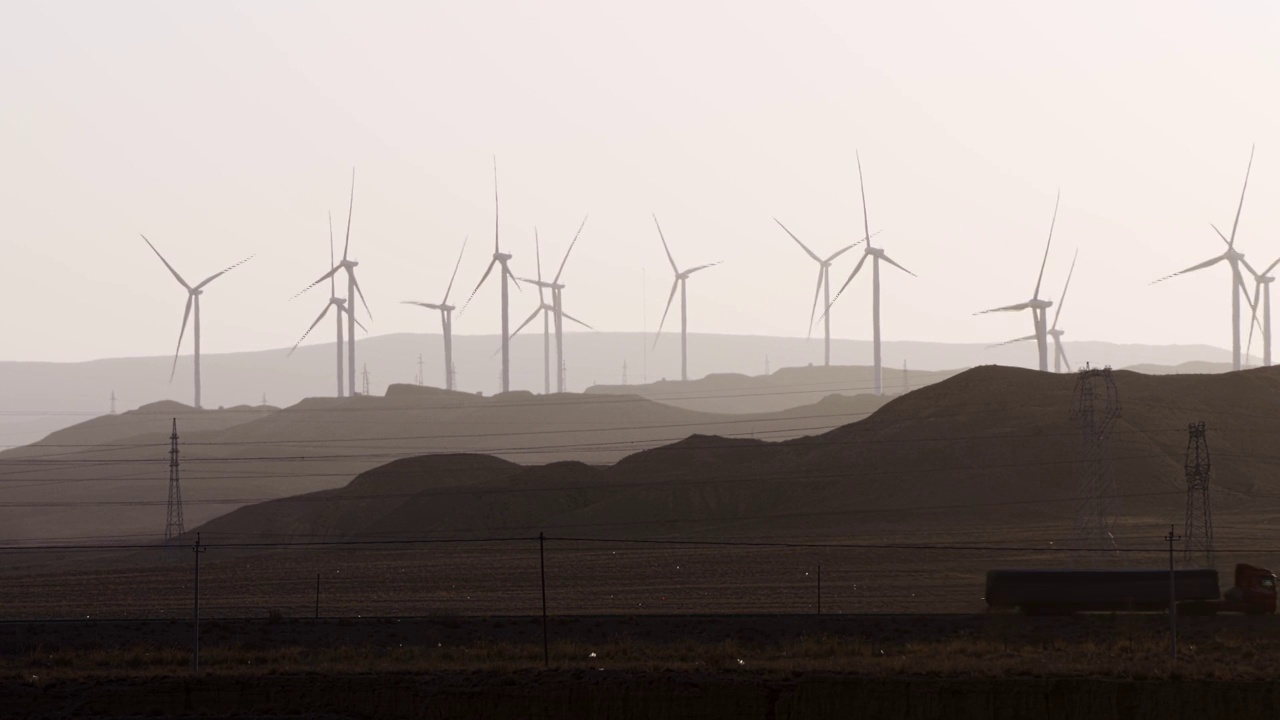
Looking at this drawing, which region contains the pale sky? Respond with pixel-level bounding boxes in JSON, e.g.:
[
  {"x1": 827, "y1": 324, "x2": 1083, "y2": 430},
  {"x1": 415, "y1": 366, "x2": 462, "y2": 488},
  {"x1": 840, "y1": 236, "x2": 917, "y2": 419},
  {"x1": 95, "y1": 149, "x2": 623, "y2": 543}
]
[{"x1": 4, "y1": 1, "x2": 1280, "y2": 363}]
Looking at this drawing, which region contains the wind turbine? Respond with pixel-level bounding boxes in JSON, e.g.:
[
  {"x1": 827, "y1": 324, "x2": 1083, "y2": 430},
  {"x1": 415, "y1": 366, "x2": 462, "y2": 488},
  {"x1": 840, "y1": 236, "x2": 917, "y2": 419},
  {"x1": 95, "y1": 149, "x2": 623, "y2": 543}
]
[
  {"x1": 402, "y1": 237, "x2": 467, "y2": 391},
  {"x1": 1152, "y1": 146, "x2": 1257, "y2": 372},
  {"x1": 990, "y1": 249, "x2": 1078, "y2": 373},
  {"x1": 1244, "y1": 256, "x2": 1279, "y2": 367},
  {"x1": 653, "y1": 214, "x2": 720, "y2": 382},
  {"x1": 824, "y1": 154, "x2": 916, "y2": 395},
  {"x1": 773, "y1": 219, "x2": 863, "y2": 366},
  {"x1": 141, "y1": 235, "x2": 253, "y2": 409},
  {"x1": 462, "y1": 158, "x2": 520, "y2": 393},
  {"x1": 976, "y1": 191, "x2": 1059, "y2": 373},
  {"x1": 296, "y1": 169, "x2": 373, "y2": 394},
  {"x1": 513, "y1": 218, "x2": 591, "y2": 393},
  {"x1": 289, "y1": 213, "x2": 365, "y2": 396}
]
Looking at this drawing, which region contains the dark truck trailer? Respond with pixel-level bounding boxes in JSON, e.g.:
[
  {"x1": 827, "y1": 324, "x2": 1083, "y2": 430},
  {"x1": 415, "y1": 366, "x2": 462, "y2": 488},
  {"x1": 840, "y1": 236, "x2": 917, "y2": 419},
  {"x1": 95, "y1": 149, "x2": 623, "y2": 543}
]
[{"x1": 985, "y1": 564, "x2": 1277, "y2": 615}]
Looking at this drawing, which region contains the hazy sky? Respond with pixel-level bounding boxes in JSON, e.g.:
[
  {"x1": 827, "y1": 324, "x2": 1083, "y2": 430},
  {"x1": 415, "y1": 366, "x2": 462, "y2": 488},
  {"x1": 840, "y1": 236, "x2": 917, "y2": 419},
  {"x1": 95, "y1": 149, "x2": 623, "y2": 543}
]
[{"x1": 4, "y1": 1, "x2": 1280, "y2": 363}]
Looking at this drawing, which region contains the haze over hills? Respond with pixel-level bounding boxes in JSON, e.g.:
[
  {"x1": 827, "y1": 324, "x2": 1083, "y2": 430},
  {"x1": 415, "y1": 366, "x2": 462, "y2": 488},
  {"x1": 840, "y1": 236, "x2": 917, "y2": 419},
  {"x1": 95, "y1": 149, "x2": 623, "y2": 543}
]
[
  {"x1": 0, "y1": 331, "x2": 1250, "y2": 446},
  {"x1": 191, "y1": 364, "x2": 1280, "y2": 544},
  {"x1": 0, "y1": 375, "x2": 906, "y2": 544}
]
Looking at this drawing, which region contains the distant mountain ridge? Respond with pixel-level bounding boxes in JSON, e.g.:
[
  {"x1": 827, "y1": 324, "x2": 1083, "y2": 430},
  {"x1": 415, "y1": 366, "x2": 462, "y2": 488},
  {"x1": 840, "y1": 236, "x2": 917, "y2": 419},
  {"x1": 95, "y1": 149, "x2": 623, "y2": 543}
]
[{"x1": 0, "y1": 332, "x2": 1248, "y2": 445}]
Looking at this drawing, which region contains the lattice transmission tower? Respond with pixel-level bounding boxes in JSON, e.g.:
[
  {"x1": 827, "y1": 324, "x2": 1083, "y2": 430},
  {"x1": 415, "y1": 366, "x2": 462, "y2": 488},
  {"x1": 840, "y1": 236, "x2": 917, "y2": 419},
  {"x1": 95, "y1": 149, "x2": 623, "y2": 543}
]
[
  {"x1": 1183, "y1": 421, "x2": 1213, "y2": 568},
  {"x1": 164, "y1": 419, "x2": 185, "y2": 542},
  {"x1": 1070, "y1": 365, "x2": 1121, "y2": 549}
]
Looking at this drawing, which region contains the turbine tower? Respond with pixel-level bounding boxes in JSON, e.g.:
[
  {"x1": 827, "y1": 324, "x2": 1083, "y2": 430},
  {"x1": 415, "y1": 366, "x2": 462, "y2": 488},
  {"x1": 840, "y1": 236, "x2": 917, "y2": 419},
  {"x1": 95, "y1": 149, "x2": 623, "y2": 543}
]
[
  {"x1": 289, "y1": 213, "x2": 365, "y2": 395},
  {"x1": 1245, "y1": 257, "x2": 1280, "y2": 367},
  {"x1": 514, "y1": 218, "x2": 591, "y2": 393},
  {"x1": 824, "y1": 154, "x2": 915, "y2": 395},
  {"x1": 463, "y1": 158, "x2": 520, "y2": 393},
  {"x1": 1152, "y1": 146, "x2": 1257, "y2": 372},
  {"x1": 141, "y1": 235, "x2": 253, "y2": 409},
  {"x1": 297, "y1": 169, "x2": 373, "y2": 394},
  {"x1": 403, "y1": 237, "x2": 468, "y2": 391},
  {"x1": 652, "y1": 214, "x2": 720, "y2": 382},
  {"x1": 990, "y1": 249, "x2": 1078, "y2": 373},
  {"x1": 976, "y1": 191, "x2": 1059, "y2": 372},
  {"x1": 773, "y1": 218, "x2": 862, "y2": 366}
]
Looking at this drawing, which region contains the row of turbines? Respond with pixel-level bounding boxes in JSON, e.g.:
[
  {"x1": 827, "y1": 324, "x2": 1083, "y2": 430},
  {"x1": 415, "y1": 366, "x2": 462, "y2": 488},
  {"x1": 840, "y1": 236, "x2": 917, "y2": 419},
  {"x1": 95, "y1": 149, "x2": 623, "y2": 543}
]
[{"x1": 139, "y1": 148, "x2": 1277, "y2": 409}]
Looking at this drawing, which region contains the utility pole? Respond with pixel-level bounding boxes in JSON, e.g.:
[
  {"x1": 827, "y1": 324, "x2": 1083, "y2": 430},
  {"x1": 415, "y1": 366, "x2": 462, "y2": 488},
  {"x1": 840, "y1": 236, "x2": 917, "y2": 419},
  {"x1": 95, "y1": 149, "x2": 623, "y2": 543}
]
[
  {"x1": 1184, "y1": 422, "x2": 1214, "y2": 568},
  {"x1": 903, "y1": 360, "x2": 909, "y2": 393},
  {"x1": 622, "y1": 360, "x2": 628, "y2": 386},
  {"x1": 1166, "y1": 525, "x2": 1182, "y2": 660},
  {"x1": 110, "y1": 390, "x2": 117, "y2": 415},
  {"x1": 192, "y1": 533, "x2": 206, "y2": 671},
  {"x1": 261, "y1": 393, "x2": 267, "y2": 407},
  {"x1": 1070, "y1": 365, "x2": 1121, "y2": 550},
  {"x1": 416, "y1": 354, "x2": 424, "y2": 386},
  {"x1": 361, "y1": 364, "x2": 370, "y2": 396},
  {"x1": 165, "y1": 419, "x2": 185, "y2": 542}
]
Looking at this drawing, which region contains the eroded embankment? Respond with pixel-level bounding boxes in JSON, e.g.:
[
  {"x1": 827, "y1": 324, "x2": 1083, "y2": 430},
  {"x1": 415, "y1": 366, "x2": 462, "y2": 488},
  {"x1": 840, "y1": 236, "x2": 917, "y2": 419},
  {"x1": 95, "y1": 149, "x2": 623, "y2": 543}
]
[{"x1": 6, "y1": 672, "x2": 1279, "y2": 720}]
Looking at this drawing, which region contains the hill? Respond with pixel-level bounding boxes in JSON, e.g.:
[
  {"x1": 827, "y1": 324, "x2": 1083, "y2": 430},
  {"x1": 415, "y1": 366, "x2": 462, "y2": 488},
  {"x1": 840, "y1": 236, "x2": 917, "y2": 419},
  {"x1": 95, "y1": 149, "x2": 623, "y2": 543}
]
[
  {"x1": 0, "y1": 383, "x2": 892, "y2": 543},
  {"x1": 192, "y1": 364, "x2": 1280, "y2": 542}
]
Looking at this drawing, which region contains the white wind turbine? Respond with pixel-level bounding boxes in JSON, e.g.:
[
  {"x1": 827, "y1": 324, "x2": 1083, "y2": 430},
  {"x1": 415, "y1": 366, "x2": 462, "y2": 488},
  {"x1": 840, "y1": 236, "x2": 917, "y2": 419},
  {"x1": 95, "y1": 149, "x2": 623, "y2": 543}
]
[
  {"x1": 653, "y1": 214, "x2": 720, "y2": 382},
  {"x1": 990, "y1": 249, "x2": 1078, "y2": 373},
  {"x1": 1152, "y1": 146, "x2": 1257, "y2": 372},
  {"x1": 824, "y1": 154, "x2": 915, "y2": 395},
  {"x1": 1243, "y1": 256, "x2": 1279, "y2": 367},
  {"x1": 462, "y1": 158, "x2": 520, "y2": 393},
  {"x1": 402, "y1": 237, "x2": 468, "y2": 391},
  {"x1": 512, "y1": 220, "x2": 592, "y2": 393},
  {"x1": 976, "y1": 191, "x2": 1059, "y2": 373},
  {"x1": 289, "y1": 213, "x2": 365, "y2": 396},
  {"x1": 141, "y1": 236, "x2": 253, "y2": 409},
  {"x1": 296, "y1": 169, "x2": 373, "y2": 395},
  {"x1": 773, "y1": 219, "x2": 865, "y2": 366}
]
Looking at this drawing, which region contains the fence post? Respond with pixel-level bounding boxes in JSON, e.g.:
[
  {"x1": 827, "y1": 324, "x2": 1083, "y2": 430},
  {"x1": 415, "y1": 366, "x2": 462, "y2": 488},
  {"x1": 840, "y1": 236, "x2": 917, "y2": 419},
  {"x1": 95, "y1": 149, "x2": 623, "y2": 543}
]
[
  {"x1": 192, "y1": 533, "x2": 206, "y2": 672},
  {"x1": 540, "y1": 532, "x2": 548, "y2": 668}
]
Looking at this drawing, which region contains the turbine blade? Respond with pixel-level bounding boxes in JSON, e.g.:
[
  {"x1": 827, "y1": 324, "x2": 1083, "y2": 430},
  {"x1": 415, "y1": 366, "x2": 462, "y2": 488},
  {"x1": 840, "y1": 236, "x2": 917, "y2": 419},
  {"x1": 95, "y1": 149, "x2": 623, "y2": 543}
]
[
  {"x1": 1246, "y1": 279, "x2": 1261, "y2": 363},
  {"x1": 1055, "y1": 336, "x2": 1070, "y2": 372},
  {"x1": 170, "y1": 294, "x2": 193, "y2": 381},
  {"x1": 553, "y1": 214, "x2": 588, "y2": 283},
  {"x1": 504, "y1": 263, "x2": 522, "y2": 291},
  {"x1": 560, "y1": 308, "x2": 593, "y2": 329},
  {"x1": 1212, "y1": 223, "x2": 1231, "y2": 248},
  {"x1": 509, "y1": 306, "x2": 543, "y2": 340},
  {"x1": 1240, "y1": 256, "x2": 1261, "y2": 280},
  {"x1": 443, "y1": 236, "x2": 468, "y2": 304},
  {"x1": 288, "y1": 303, "x2": 333, "y2": 356},
  {"x1": 654, "y1": 278, "x2": 680, "y2": 346},
  {"x1": 1265, "y1": 257, "x2": 1280, "y2": 277},
  {"x1": 856, "y1": 152, "x2": 872, "y2": 251},
  {"x1": 824, "y1": 252, "x2": 868, "y2": 317},
  {"x1": 807, "y1": 266, "x2": 824, "y2": 336},
  {"x1": 653, "y1": 214, "x2": 679, "y2": 273},
  {"x1": 975, "y1": 302, "x2": 1033, "y2": 315},
  {"x1": 493, "y1": 156, "x2": 500, "y2": 253},
  {"x1": 141, "y1": 235, "x2": 191, "y2": 290},
  {"x1": 534, "y1": 229, "x2": 545, "y2": 304},
  {"x1": 1227, "y1": 144, "x2": 1255, "y2": 247},
  {"x1": 684, "y1": 262, "x2": 720, "y2": 275},
  {"x1": 402, "y1": 300, "x2": 444, "y2": 310},
  {"x1": 292, "y1": 266, "x2": 341, "y2": 300},
  {"x1": 774, "y1": 218, "x2": 821, "y2": 263},
  {"x1": 351, "y1": 272, "x2": 372, "y2": 319},
  {"x1": 343, "y1": 168, "x2": 355, "y2": 262},
  {"x1": 825, "y1": 242, "x2": 860, "y2": 263},
  {"x1": 1033, "y1": 190, "x2": 1059, "y2": 300},
  {"x1": 194, "y1": 254, "x2": 254, "y2": 290},
  {"x1": 987, "y1": 333, "x2": 1038, "y2": 349},
  {"x1": 878, "y1": 253, "x2": 916, "y2": 278},
  {"x1": 328, "y1": 212, "x2": 337, "y2": 296},
  {"x1": 1151, "y1": 255, "x2": 1225, "y2": 284},
  {"x1": 1051, "y1": 249, "x2": 1078, "y2": 330},
  {"x1": 461, "y1": 258, "x2": 499, "y2": 314}
]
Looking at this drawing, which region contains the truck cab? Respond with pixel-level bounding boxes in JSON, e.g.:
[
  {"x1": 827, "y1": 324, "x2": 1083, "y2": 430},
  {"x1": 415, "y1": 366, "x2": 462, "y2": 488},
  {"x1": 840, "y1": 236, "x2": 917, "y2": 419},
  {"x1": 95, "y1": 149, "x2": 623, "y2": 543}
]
[{"x1": 1229, "y1": 563, "x2": 1277, "y2": 614}]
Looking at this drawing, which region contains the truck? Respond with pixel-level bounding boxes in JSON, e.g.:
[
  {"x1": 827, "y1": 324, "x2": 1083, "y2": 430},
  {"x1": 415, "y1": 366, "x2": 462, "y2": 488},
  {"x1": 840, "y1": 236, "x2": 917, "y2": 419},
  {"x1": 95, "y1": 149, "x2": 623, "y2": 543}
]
[{"x1": 984, "y1": 563, "x2": 1277, "y2": 615}]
